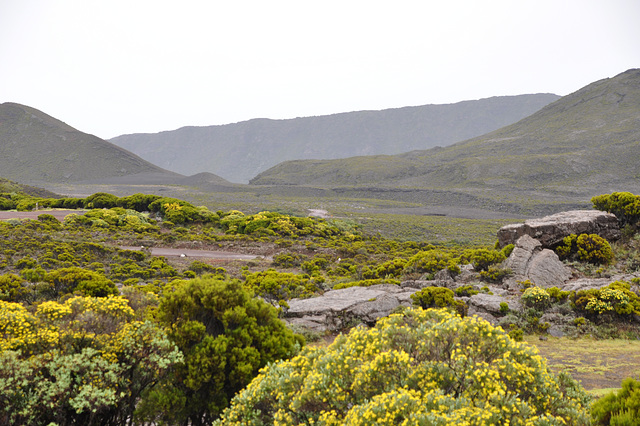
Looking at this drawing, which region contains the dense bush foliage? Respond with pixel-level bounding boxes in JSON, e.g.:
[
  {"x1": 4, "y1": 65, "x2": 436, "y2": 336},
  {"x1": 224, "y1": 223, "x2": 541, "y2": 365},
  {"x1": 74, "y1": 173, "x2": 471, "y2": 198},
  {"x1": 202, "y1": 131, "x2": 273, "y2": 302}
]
[
  {"x1": 242, "y1": 269, "x2": 321, "y2": 307},
  {"x1": 411, "y1": 286, "x2": 467, "y2": 317},
  {"x1": 592, "y1": 191, "x2": 640, "y2": 228},
  {"x1": 0, "y1": 296, "x2": 182, "y2": 425},
  {"x1": 521, "y1": 286, "x2": 551, "y2": 309},
  {"x1": 573, "y1": 281, "x2": 640, "y2": 318},
  {"x1": 556, "y1": 233, "x2": 614, "y2": 265},
  {"x1": 591, "y1": 376, "x2": 640, "y2": 425},
  {"x1": 3, "y1": 189, "x2": 638, "y2": 422},
  {"x1": 136, "y1": 277, "x2": 302, "y2": 425},
  {"x1": 215, "y1": 308, "x2": 591, "y2": 425}
]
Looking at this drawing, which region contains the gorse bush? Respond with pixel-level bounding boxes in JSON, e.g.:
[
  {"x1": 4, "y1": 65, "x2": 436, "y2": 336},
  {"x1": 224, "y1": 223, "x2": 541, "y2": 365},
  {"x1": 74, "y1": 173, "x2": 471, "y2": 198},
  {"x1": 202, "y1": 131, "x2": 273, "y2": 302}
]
[
  {"x1": 461, "y1": 247, "x2": 506, "y2": 272},
  {"x1": 405, "y1": 250, "x2": 460, "y2": 276},
  {"x1": 215, "y1": 308, "x2": 591, "y2": 425},
  {"x1": 556, "y1": 233, "x2": 614, "y2": 265},
  {"x1": 521, "y1": 286, "x2": 551, "y2": 309},
  {"x1": 573, "y1": 281, "x2": 640, "y2": 318},
  {"x1": 592, "y1": 192, "x2": 640, "y2": 228},
  {"x1": 242, "y1": 269, "x2": 321, "y2": 307},
  {"x1": 0, "y1": 296, "x2": 182, "y2": 425}
]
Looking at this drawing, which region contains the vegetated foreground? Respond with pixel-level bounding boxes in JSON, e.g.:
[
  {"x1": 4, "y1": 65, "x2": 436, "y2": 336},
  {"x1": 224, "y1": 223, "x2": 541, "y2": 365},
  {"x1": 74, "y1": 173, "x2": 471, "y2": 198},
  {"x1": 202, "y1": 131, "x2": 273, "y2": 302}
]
[{"x1": 1, "y1": 187, "x2": 640, "y2": 424}]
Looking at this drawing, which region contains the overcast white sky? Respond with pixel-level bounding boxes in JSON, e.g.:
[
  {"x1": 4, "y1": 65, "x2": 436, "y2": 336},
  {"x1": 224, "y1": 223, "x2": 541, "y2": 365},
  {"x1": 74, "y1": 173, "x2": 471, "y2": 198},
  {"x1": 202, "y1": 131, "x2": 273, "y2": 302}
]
[{"x1": 1, "y1": 0, "x2": 639, "y2": 140}]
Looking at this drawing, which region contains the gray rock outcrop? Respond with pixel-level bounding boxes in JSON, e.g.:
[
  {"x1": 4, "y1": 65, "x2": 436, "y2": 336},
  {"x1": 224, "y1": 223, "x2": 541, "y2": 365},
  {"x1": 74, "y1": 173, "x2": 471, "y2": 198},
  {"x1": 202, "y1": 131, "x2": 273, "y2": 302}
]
[
  {"x1": 465, "y1": 293, "x2": 516, "y2": 324},
  {"x1": 503, "y1": 235, "x2": 572, "y2": 288},
  {"x1": 560, "y1": 274, "x2": 640, "y2": 292},
  {"x1": 497, "y1": 210, "x2": 620, "y2": 248},
  {"x1": 285, "y1": 284, "x2": 419, "y2": 332}
]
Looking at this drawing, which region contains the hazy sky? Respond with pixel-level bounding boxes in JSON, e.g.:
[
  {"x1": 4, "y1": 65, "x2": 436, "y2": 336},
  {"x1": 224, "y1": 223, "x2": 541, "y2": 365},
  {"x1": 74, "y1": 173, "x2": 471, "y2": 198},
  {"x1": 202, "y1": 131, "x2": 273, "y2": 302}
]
[{"x1": 1, "y1": 1, "x2": 639, "y2": 139}]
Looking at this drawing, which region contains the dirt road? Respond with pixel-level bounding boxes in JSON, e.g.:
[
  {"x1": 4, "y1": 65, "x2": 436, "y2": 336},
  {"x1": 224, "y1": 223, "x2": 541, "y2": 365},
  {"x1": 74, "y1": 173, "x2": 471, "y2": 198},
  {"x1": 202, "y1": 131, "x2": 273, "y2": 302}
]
[
  {"x1": 120, "y1": 246, "x2": 265, "y2": 261},
  {"x1": 0, "y1": 210, "x2": 85, "y2": 221}
]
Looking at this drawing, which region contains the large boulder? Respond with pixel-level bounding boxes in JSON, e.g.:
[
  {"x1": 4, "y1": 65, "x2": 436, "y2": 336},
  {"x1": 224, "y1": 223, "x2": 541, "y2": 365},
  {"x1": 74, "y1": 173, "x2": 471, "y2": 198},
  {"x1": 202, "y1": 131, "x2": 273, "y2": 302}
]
[
  {"x1": 503, "y1": 235, "x2": 572, "y2": 288},
  {"x1": 497, "y1": 210, "x2": 620, "y2": 249},
  {"x1": 285, "y1": 284, "x2": 419, "y2": 332}
]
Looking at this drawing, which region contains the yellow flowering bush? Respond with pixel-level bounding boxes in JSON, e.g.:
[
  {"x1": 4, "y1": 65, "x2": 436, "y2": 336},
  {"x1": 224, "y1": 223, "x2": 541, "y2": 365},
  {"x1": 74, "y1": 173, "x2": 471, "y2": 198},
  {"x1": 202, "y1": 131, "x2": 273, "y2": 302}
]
[
  {"x1": 215, "y1": 308, "x2": 591, "y2": 425},
  {"x1": 573, "y1": 281, "x2": 640, "y2": 318},
  {"x1": 0, "y1": 296, "x2": 182, "y2": 425},
  {"x1": 521, "y1": 286, "x2": 551, "y2": 309}
]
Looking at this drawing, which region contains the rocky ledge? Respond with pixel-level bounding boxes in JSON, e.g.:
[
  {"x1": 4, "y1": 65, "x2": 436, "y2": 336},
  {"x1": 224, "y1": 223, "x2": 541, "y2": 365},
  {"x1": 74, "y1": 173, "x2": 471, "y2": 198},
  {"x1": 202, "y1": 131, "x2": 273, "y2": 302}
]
[{"x1": 497, "y1": 210, "x2": 620, "y2": 248}]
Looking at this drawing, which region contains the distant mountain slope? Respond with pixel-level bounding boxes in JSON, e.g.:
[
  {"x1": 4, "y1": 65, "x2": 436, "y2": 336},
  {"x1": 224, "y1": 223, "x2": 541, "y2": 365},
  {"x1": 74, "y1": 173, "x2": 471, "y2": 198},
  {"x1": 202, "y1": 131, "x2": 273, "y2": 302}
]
[
  {"x1": 251, "y1": 69, "x2": 640, "y2": 197},
  {"x1": 0, "y1": 103, "x2": 182, "y2": 184},
  {"x1": 0, "y1": 177, "x2": 60, "y2": 198},
  {"x1": 110, "y1": 94, "x2": 559, "y2": 183}
]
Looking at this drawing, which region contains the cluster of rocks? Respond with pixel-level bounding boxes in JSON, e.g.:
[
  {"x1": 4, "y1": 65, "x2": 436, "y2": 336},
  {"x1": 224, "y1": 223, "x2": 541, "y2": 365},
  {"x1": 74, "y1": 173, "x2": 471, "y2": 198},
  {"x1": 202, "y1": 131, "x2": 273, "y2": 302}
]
[{"x1": 284, "y1": 209, "x2": 639, "y2": 334}]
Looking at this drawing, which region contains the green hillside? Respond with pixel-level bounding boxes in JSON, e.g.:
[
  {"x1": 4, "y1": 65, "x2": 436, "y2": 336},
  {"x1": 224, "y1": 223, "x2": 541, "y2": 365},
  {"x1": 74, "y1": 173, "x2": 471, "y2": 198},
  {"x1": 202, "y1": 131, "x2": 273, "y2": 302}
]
[
  {"x1": 0, "y1": 103, "x2": 182, "y2": 184},
  {"x1": 0, "y1": 177, "x2": 59, "y2": 198},
  {"x1": 251, "y1": 69, "x2": 640, "y2": 199},
  {"x1": 109, "y1": 94, "x2": 559, "y2": 183}
]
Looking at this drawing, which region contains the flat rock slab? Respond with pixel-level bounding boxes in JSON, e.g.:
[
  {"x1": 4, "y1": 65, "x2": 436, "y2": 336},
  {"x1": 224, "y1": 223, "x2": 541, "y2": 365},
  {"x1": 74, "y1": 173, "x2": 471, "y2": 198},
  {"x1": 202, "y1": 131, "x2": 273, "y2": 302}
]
[
  {"x1": 561, "y1": 274, "x2": 640, "y2": 292},
  {"x1": 286, "y1": 284, "x2": 419, "y2": 332},
  {"x1": 498, "y1": 210, "x2": 620, "y2": 248},
  {"x1": 287, "y1": 285, "x2": 408, "y2": 317}
]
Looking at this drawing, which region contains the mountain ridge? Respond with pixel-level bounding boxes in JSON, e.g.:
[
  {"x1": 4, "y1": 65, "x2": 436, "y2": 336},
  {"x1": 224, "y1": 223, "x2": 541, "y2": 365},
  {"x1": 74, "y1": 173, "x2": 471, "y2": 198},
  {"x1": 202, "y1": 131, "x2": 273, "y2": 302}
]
[
  {"x1": 110, "y1": 94, "x2": 559, "y2": 183},
  {"x1": 251, "y1": 69, "x2": 640, "y2": 199}
]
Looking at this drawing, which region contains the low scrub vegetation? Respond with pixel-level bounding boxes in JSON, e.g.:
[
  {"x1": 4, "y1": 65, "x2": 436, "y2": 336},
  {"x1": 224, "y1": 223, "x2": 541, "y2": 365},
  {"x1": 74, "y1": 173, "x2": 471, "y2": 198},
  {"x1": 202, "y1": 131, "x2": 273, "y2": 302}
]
[
  {"x1": 1, "y1": 188, "x2": 640, "y2": 423},
  {"x1": 216, "y1": 308, "x2": 591, "y2": 425}
]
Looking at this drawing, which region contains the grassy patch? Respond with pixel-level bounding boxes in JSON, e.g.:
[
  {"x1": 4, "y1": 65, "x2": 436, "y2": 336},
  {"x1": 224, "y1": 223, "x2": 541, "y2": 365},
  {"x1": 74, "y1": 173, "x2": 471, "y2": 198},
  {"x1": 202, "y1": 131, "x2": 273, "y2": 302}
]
[{"x1": 526, "y1": 336, "x2": 640, "y2": 391}]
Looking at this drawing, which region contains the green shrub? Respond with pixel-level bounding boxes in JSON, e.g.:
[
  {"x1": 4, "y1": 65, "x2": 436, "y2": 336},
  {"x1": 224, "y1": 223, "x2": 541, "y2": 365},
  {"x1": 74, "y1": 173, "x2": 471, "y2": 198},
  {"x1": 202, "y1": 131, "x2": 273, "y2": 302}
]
[
  {"x1": 272, "y1": 252, "x2": 306, "y2": 268},
  {"x1": 547, "y1": 286, "x2": 571, "y2": 303},
  {"x1": 84, "y1": 192, "x2": 119, "y2": 209},
  {"x1": 362, "y1": 258, "x2": 408, "y2": 279},
  {"x1": 0, "y1": 274, "x2": 28, "y2": 302},
  {"x1": 454, "y1": 285, "x2": 479, "y2": 297},
  {"x1": 521, "y1": 286, "x2": 551, "y2": 309},
  {"x1": 479, "y1": 266, "x2": 512, "y2": 283},
  {"x1": 405, "y1": 250, "x2": 460, "y2": 276},
  {"x1": 592, "y1": 192, "x2": 640, "y2": 228},
  {"x1": 501, "y1": 243, "x2": 515, "y2": 258},
  {"x1": 556, "y1": 233, "x2": 614, "y2": 265},
  {"x1": 499, "y1": 301, "x2": 510, "y2": 315},
  {"x1": 243, "y1": 269, "x2": 320, "y2": 305},
  {"x1": 573, "y1": 281, "x2": 640, "y2": 318},
  {"x1": 462, "y1": 248, "x2": 506, "y2": 272},
  {"x1": 591, "y1": 376, "x2": 640, "y2": 425},
  {"x1": 508, "y1": 326, "x2": 523, "y2": 341},
  {"x1": 215, "y1": 308, "x2": 590, "y2": 425},
  {"x1": 411, "y1": 286, "x2": 467, "y2": 317},
  {"x1": 37, "y1": 214, "x2": 61, "y2": 227},
  {"x1": 187, "y1": 260, "x2": 225, "y2": 277},
  {"x1": 43, "y1": 267, "x2": 118, "y2": 298},
  {"x1": 136, "y1": 277, "x2": 302, "y2": 425}
]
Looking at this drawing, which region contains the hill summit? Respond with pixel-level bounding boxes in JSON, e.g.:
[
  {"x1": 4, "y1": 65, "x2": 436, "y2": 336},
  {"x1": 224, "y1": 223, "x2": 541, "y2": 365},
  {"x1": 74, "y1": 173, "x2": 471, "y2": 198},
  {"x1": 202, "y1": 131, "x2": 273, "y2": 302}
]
[
  {"x1": 109, "y1": 94, "x2": 559, "y2": 183},
  {"x1": 0, "y1": 102, "x2": 181, "y2": 184}
]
